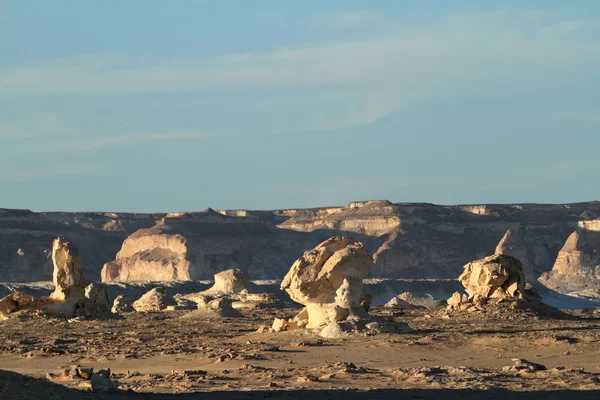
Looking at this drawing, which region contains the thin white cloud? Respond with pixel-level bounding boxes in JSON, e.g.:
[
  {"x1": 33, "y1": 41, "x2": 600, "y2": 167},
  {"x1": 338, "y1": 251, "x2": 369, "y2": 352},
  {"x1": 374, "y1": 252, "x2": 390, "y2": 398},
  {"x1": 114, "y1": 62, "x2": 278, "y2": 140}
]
[
  {"x1": 1, "y1": 11, "x2": 597, "y2": 97},
  {"x1": 311, "y1": 10, "x2": 387, "y2": 29},
  {"x1": 0, "y1": 164, "x2": 105, "y2": 183},
  {"x1": 41, "y1": 131, "x2": 217, "y2": 152}
]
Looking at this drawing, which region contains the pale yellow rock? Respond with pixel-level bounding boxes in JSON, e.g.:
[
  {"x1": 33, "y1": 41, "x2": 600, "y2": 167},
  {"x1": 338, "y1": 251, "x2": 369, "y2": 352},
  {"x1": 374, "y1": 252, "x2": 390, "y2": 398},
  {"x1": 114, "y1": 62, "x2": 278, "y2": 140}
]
[
  {"x1": 272, "y1": 318, "x2": 287, "y2": 332},
  {"x1": 200, "y1": 269, "x2": 250, "y2": 296},
  {"x1": 458, "y1": 254, "x2": 525, "y2": 299},
  {"x1": 50, "y1": 238, "x2": 87, "y2": 301},
  {"x1": 280, "y1": 237, "x2": 372, "y2": 328}
]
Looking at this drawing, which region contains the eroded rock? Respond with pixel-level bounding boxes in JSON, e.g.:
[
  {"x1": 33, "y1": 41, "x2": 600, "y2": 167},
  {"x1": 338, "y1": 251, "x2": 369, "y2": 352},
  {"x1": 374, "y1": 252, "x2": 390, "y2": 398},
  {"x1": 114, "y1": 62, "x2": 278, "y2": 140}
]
[
  {"x1": 273, "y1": 236, "x2": 411, "y2": 336},
  {"x1": 133, "y1": 287, "x2": 176, "y2": 312}
]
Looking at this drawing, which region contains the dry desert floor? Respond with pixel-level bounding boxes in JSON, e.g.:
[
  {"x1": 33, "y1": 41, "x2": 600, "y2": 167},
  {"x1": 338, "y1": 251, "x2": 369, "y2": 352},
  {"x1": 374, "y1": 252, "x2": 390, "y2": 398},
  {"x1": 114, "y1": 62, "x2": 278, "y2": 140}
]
[{"x1": 1, "y1": 306, "x2": 600, "y2": 399}]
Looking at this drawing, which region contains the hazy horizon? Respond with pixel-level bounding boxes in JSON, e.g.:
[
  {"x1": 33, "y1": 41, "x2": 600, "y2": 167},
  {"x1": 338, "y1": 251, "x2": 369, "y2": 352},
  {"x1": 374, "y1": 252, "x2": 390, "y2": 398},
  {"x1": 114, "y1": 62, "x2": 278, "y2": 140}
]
[{"x1": 2, "y1": 1, "x2": 599, "y2": 212}]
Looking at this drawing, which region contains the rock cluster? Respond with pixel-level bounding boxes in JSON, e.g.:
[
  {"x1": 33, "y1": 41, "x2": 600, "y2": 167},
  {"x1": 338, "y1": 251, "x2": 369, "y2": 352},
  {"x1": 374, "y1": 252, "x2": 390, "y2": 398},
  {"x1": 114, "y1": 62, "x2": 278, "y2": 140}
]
[
  {"x1": 272, "y1": 237, "x2": 411, "y2": 337},
  {"x1": 46, "y1": 366, "x2": 118, "y2": 392},
  {"x1": 445, "y1": 254, "x2": 567, "y2": 318},
  {"x1": 0, "y1": 238, "x2": 113, "y2": 319}
]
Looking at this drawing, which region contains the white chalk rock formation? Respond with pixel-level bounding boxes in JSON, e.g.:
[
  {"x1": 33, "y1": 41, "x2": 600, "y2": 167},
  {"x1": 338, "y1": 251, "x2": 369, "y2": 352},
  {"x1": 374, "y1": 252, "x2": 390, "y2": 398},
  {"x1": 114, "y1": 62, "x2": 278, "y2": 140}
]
[
  {"x1": 281, "y1": 237, "x2": 372, "y2": 329},
  {"x1": 458, "y1": 254, "x2": 526, "y2": 299},
  {"x1": 274, "y1": 236, "x2": 411, "y2": 336},
  {"x1": 200, "y1": 269, "x2": 250, "y2": 296},
  {"x1": 444, "y1": 254, "x2": 565, "y2": 317},
  {"x1": 50, "y1": 238, "x2": 88, "y2": 301},
  {"x1": 539, "y1": 229, "x2": 600, "y2": 294}
]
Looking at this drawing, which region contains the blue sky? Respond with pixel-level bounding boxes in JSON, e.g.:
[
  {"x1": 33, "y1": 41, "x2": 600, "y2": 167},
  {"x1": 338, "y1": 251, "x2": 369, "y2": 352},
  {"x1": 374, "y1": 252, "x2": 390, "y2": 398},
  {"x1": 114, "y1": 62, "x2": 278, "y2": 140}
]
[{"x1": 1, "y1": 1, "x2": 599, "y2": 212}]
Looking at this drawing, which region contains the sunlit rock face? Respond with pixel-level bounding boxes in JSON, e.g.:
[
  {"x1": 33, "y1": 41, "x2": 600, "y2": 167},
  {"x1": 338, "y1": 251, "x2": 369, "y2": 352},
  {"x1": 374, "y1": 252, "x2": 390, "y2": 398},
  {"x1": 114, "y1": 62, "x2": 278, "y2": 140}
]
[
  {"x1": 3, "y1": 201, "x2": 600, "y2": 298},
  {"x1": 101, "y1": 209, "x2": 323, "y2": 282},
  {"x1": 540, "y1": 228, "x2": 600, "y2": 295}
]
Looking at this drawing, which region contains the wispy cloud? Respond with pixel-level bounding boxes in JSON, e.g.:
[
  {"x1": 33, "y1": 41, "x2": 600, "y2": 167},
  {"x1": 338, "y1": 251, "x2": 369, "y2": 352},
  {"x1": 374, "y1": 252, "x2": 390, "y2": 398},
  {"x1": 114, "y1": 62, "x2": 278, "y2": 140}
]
[
  {"x1": 0, "y1": 10, "x2": 598, "y2": 137},
  {"x1": 1, "y1": 11, "x2": 596, "y2": 97},
  {"x1": 22, "y1": 131, "x2": 217, "y2": 153},
  {"x1": 0, "y1": 163, "x2": 105, "y2": 183},
  {"x1": 311, "y1": 10, "x2": 387, "y2": 29}
]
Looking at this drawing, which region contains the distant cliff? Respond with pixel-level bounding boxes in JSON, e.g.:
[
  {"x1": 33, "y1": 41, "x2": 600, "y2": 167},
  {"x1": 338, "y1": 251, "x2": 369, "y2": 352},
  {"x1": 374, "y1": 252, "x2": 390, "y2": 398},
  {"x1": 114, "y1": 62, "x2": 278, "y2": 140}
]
[{"x1": 1, "y1": 201, "x2": 600, "y2": 297}]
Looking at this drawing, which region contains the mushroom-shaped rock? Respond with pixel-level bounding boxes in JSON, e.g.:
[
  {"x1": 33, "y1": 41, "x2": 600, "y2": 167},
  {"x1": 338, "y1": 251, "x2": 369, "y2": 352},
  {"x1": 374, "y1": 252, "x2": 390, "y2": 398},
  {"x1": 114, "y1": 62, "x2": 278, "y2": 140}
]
[
  {"x1": 280, "y1": 237, "x2": 372, "y2": 328},
  {"x1": 276, "y1": 236, "x2": 412, "y2": 336},
  {"x1": 201, "y1": 269, "x2": 250, "y2": 296}
]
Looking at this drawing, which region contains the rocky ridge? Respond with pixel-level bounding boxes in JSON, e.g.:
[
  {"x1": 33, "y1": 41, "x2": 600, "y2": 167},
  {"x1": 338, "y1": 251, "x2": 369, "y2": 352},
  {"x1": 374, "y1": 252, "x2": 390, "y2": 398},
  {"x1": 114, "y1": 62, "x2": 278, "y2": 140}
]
[{"x1": 2, "y1": 202, "x2": 600, "y2": 296}]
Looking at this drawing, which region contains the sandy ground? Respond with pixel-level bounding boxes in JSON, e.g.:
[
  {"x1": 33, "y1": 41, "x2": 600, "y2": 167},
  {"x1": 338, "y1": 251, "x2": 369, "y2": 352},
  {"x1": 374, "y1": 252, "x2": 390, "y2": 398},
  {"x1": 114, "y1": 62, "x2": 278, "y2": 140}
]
[{"x1": 1, "y1": 306, "x2": 600, "y2": 399}]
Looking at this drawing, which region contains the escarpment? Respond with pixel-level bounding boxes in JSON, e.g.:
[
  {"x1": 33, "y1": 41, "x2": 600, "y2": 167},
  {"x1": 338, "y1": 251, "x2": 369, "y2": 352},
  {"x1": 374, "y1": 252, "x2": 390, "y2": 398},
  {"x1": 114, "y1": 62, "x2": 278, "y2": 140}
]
[
  {"x1": 101, "y1": 209, "x2": 323, "y2": 282},
  {"x1": 539, "y1": 226, "x2": 600, "y2": 295},
  {"x1": 2, "y1": 202, "x2": 600, "y2": 297}
]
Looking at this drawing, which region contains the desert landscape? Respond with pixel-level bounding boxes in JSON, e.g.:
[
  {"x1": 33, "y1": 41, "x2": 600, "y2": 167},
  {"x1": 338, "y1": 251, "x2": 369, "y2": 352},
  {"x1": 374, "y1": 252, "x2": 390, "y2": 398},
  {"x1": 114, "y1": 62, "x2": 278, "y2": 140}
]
[
  {"x1": 1, "y1": 201, "x2": 600, "y2": 399},
  {"x1": 2, "y1": 1, "x2": 600, "y2": 398}
]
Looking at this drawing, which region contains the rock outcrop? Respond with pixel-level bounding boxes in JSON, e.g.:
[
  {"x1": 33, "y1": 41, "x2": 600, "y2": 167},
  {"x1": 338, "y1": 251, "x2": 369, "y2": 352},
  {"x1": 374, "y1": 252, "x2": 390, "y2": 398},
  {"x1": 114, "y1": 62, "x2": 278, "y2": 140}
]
[
  {"x1": 445, "y1": 254, "x2": 567, "y2": 318},
  {"x1": 273, "y1": 237, "x2": 411, "y2": 337},
  {"x1": 0, "y1": 292, "x2": 34, "y2": 318},
  {"x1": 101, "y1": 210, "x2": 321, "y2": 282},
  {"x1": 50, "y1": 238, "x2": 87, "y2": 301},
  {"x1": 458, "y1": 254, "x2": 526, "y2": 299},
  {"x1": 200, "y1": 269, "x2": 250, "y2": 296},
  {"x1": 132, "y1": 287, "x2": 176, "y2": 312},
  {"x1": 3, "y1": 201, "x2": 600, "y2": 297},
  {"x1": 112, "y1": 294, "x2": 135, "y2": 313},
  {"x1": 384, "y1": 295, "x2": 425, "y2": 309},
  {"x1": 0, "y1": 238, "x2": 113, "y2": 319},
  {"x1": 495, "y1": 229, "x2": 531, "y2": 277},
  {"x1": 539, "y1": 229, "x2": 600, "y2": 295}
]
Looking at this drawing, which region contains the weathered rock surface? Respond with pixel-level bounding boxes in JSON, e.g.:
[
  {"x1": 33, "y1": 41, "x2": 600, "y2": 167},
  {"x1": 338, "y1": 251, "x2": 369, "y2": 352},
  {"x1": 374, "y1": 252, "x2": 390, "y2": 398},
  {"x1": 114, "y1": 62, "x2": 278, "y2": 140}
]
[
  {"x1": 90, "y1": 368, "x2": 118, "y2": 392},
  {"x1": 0, "y1": 292, "x2": 34, "y2": 318},
  {"x1": 539, "y1": 229, "x2": 600, "y2": 295},
  {"x1": 200, "y1": 269, "x2": 250, "y2": 296},
  {"x1": 3, "y1": 202, "x2": 600, "y2": 297},
  {"x1": 384, "y1": 296, "x2": 425, "y2": 309},
  {"x1": 458, "y1": 254, "x2": 526, "y2": 299},
  {"x1": 132, "y1": 287, "x2": 176, "y2": 312},
  {"x1": 111, "y1": 294, "x2": 134, "y2": 313},
  {"x1": 101, "y1": 210, "x2": 322, "y2": 282},
  {"x1": 50, "y1": 238, "x2": 87, "y2": 301},
  {"x1": 280, "y1": 237, "x2": 373, "y2": 328},
  {"x1": 445, "y1": 254, "x2": 568, "y2": 318},
  {"x1": 275, "y1": 237, "x2": 411, "y2": 336}
]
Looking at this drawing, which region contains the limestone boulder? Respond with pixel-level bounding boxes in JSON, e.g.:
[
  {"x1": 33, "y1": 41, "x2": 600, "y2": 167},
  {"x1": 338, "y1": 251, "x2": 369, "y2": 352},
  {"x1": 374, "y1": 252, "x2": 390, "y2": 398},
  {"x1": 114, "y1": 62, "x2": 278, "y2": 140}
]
[
  {"x1": 458, "y1": 254, "x2": 526, "y2": 299},
  {"x1": 112, "y1": 294, "x2": 134, "y2": 313},
  {"x1": 0, "y1": 292, "x2": 34, "y2": 318},
  {"x1": 132, "y1": 287, "x2": 176, "y2": 312},
  {"x1": 384, "y1": 296, "x2": 424, "y2": 310},
  {"x1": 84, "y1": 283, "x2": 110, "y2": 310}
]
